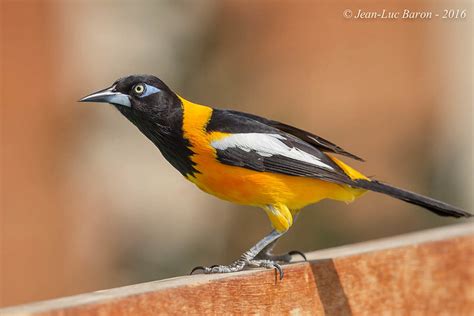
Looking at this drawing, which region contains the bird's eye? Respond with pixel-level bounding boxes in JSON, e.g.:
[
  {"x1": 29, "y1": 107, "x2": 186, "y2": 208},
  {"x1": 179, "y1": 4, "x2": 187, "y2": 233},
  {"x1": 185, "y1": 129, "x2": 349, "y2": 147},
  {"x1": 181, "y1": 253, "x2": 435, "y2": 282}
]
[{"x1": 134, "y1": 84, "x2": 145, "y2": 95}]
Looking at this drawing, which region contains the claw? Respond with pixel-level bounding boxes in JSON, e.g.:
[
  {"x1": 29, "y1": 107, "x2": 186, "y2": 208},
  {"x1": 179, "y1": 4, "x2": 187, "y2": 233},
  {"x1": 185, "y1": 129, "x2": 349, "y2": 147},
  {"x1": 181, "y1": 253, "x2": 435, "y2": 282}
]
[
  {"x1": 190, "y1": 266, "x2": 205, "y2": 275},
  {"x1": 274, "y1": 263, "x2": 284, "y2": 280},
  {"x1": 248, "y1": 259, "x2": 284, "y2": 280},
  {"x1": 288, "y1": 250, "x2": 307, "y2": 261}
]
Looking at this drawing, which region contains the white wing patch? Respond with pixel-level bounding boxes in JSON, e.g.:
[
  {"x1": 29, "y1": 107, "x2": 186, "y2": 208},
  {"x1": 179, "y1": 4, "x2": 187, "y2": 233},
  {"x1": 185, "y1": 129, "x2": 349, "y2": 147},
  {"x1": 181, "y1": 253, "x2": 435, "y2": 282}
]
[{"x1": 211, "y1": 133, "x2": 334, "y2": 170}]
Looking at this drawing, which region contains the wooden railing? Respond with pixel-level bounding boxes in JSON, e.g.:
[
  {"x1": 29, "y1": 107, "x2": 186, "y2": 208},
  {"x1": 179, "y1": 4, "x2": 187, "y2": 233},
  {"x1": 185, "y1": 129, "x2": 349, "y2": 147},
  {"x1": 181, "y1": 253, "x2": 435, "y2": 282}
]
[{"x1": 2, "y1": 223, "x2": 473, "y2": 315}]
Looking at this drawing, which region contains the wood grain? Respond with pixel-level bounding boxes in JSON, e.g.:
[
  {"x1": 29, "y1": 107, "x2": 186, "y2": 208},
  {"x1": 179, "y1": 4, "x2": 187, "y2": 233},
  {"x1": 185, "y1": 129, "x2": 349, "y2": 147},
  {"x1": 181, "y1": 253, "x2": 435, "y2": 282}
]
[{"x1": 2, "y1": 223, "x2": 473, "y2": 315}]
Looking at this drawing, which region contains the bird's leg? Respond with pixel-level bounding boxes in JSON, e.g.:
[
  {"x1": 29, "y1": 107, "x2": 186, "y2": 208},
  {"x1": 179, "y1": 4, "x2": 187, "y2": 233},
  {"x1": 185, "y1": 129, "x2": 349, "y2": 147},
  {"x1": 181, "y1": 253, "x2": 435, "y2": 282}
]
[
  {"x1": 254, "y1": 212, "x2": 307, "y2": 262},
  {"x1": 254, "y1": 238, "x2": 306, "y2": 262},
  {"x1": 192, "y1": 230, "x2": 286, "y2": 279},
  {"x1": 191, "y1": 205, "x2": 299, "y2": 279}
]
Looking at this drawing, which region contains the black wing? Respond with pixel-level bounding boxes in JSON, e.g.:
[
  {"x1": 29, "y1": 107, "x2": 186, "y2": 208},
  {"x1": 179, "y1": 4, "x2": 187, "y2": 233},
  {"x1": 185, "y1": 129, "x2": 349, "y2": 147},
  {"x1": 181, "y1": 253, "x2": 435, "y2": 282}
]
[
  {"x1": 207, "y1": 109, "x2": 353, "y2": 185},
  {"x1": 215, "y1": 109, "x2": 364, "y2": 161},
  {"x1": 207, "y1": 109, "x2": 473, "y2": 220}
]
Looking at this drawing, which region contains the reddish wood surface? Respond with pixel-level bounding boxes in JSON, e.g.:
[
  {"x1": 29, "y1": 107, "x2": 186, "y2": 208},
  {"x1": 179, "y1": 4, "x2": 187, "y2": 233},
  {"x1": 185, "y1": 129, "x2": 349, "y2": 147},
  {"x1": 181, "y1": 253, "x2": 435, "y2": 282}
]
[{"x1": 2, "y1": 223, "x2": 473, "y2": 315}]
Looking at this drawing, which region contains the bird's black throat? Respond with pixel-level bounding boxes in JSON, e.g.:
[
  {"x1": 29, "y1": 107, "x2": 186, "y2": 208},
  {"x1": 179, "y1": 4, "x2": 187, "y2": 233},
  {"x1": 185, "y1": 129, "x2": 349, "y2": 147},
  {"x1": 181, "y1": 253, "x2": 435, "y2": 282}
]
[{"x1": 115, "y1": 102, "x2": 197, "y2": 177}]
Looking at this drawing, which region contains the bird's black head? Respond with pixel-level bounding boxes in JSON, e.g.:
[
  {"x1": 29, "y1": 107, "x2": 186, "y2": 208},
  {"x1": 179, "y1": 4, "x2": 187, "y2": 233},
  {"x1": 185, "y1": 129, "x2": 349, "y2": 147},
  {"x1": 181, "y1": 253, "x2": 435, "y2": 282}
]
[
  {"x1": 80, "y1": 75, "x2": 197, "y2": 176},
  {"x1": 79, "y1": 75, "x2": 180, "y2": 120}
]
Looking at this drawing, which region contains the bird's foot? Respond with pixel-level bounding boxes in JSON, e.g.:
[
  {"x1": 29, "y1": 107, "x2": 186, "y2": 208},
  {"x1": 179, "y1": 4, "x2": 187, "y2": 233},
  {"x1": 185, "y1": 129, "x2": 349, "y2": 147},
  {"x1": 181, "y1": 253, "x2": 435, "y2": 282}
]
[
  {"x1": 255, "y1": 250, "x2": 307, "y2": 263},
  {"x1": 191, "y1": 258, "x2": 284, "y2": 279}
]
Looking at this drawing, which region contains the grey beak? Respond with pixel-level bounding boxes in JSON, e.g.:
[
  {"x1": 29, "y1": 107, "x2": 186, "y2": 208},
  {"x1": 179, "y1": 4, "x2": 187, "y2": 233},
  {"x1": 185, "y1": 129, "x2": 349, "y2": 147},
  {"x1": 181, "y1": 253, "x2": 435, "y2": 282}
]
[{"x1": 79, "y1": 85, "x2": 131, "y2": 107}]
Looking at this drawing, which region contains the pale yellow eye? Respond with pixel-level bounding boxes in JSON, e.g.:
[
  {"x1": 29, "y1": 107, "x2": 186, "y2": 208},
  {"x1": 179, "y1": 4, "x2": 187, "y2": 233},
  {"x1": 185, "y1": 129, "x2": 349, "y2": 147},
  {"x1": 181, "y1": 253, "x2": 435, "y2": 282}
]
[{"x1": 134, "y1": 84, "x2": 145, "y2": 94}]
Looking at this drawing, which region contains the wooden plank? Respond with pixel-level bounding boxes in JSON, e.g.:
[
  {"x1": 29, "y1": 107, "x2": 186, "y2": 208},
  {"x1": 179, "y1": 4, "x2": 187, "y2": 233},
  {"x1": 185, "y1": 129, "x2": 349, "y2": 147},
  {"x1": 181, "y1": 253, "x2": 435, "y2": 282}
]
[{"x1": 2, "y1": 223, "x2": 473, "y2": 315}]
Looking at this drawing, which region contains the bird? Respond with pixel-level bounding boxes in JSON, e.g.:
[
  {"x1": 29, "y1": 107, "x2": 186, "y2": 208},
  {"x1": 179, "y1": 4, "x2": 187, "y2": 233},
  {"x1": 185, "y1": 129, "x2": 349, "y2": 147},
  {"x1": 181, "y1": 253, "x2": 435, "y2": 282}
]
[{"x1": 80, "y1": 74, "x2": 472, "y2": 279}]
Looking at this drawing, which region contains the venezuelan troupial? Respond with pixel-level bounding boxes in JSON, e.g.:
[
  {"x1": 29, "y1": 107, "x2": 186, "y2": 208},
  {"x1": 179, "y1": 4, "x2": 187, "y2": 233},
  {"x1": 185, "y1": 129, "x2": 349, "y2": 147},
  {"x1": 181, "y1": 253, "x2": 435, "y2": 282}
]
[{"x1": 80, "y1": 75, "x2": 472, "y2": 279}]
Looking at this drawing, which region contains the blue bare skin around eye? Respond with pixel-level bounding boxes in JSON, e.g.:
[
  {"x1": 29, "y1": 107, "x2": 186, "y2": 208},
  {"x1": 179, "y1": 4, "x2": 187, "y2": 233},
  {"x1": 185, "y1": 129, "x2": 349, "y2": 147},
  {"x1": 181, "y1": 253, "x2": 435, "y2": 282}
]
[{"x1": 141, "y1": 84, "x2": 161, "y2": 97}]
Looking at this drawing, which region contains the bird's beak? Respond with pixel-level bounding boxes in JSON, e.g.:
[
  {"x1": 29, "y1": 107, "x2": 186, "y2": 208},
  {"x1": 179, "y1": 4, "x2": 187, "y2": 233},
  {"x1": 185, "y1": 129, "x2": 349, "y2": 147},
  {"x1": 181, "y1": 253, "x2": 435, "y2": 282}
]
[{"x1": 79, "y1": 85, "x2": 131, "y2": 107}]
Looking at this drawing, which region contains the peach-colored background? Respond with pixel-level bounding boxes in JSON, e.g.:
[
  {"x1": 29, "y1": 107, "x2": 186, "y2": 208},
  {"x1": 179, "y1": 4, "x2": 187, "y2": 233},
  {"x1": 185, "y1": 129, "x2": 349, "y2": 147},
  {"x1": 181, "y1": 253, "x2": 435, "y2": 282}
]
[{"x1": 1, "y1": 0, "x2": 472, "y2": 307}]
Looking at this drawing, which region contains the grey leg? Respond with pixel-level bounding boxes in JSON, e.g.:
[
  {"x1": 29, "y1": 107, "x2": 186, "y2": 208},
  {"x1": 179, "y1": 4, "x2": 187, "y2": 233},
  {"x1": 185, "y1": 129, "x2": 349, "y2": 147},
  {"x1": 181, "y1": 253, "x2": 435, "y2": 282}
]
[
  {"x1": 254, "y1": 212, "x2": 306, "y2": 262},
  {"x1": 192, "y1": 230, "x2": 287, "y2": 279},
  {"x1": 254, "y1": 238, "x2": 290, "y2": 262}
]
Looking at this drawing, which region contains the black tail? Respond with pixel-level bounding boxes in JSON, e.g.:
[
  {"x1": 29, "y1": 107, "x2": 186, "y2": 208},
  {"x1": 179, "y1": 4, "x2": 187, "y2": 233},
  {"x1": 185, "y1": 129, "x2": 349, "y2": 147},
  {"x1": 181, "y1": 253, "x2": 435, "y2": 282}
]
[{"x1": 352, "y1": 179, "x2": 472, "y2": 218}]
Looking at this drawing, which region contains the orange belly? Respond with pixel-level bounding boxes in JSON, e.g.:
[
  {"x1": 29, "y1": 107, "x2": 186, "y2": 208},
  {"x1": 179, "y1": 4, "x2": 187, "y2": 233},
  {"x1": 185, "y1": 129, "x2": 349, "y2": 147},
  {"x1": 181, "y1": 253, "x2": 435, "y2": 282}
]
[{"x1": 187, "y1": 155, "x2": 363, "y2": 210}]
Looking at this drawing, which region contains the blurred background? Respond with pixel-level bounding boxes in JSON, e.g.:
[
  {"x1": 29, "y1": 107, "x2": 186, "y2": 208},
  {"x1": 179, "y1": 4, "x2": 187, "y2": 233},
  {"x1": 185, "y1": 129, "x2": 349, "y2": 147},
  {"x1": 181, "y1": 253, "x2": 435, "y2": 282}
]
[{"x1": 1, "y1": 0, "x2": 472, "y2": 307}]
